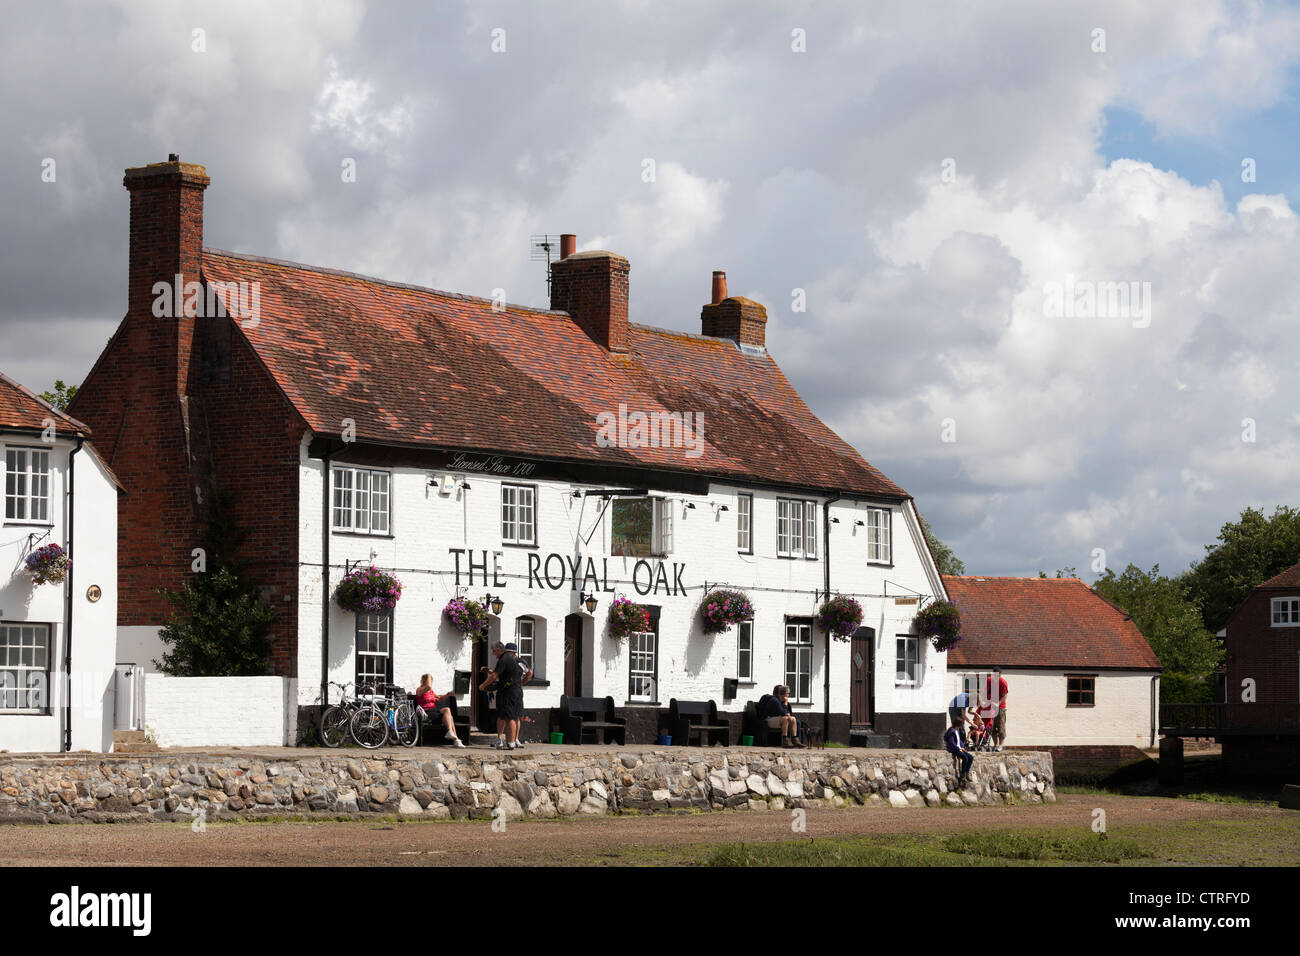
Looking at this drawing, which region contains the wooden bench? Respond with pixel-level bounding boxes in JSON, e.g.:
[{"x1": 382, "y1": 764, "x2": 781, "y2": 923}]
[
  {"x1": 553, "y1": 695, "x2": 626, "y2": 745},
  {"x1": 668, "y1": 699, "x2": 730, "y2": 747},
  {"x1": 417, "y1": 693, "x2": 471, "y2": 746},
  {"x1": 742, "y1": 696, "x2": 784, "y2": 747}
]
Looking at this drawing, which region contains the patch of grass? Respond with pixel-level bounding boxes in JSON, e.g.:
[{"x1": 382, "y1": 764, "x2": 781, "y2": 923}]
[{"x1": 942, "y1": 831, "x2": 1146, "y2": 862}]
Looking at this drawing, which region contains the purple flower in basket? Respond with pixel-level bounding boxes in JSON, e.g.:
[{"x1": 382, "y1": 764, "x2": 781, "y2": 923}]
[{"x1": 26, "y1": 543, "x2": 71, "y2": 586}]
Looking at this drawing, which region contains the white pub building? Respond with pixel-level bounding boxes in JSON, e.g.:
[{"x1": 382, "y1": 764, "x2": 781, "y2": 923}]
[{"x1": 68, "y1": 157, "x2": 951, "y2": 747}]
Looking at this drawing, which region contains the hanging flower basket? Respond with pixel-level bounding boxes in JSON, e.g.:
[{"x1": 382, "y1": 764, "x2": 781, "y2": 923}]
[
  {"x1": 817, "y1": 593, "x2": 863, "y2": 642},
  {"x1": 334, "y1": 565, "x2": 403, "y2": 614},
  {"x1": 915, "y1": 599, "x2": 963, "y2": 651},
  {"x1": 26, "y1": 543, "x2": 70, "y2": 586},
  {"x1": 700, "y1": 588, "x2": 754, "y2": 635},
  {"x1": 607, "y1": 595, "x2": 651, "y2": 644},
  {"x1": 443, "y1": 596, "x2": 490, "y2": 642}
]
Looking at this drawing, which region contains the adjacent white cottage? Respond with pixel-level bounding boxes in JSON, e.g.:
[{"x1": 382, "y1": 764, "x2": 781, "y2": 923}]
[
  {"x1": 0, "y1": 373, "x2": 119, "y2": 752},
  {"x1": 943, "y1": 575, "x2": 1162, "y2": 750}
]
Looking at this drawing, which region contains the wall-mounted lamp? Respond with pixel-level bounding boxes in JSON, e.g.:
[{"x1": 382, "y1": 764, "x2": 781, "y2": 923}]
[
  {"x1": 570, "y1": 491, "x2": 582, "y2": 499},
  {"x1": 483, "y1": 594, "x2": 505, "y2": 616},
  {"x1": 684, "y1": 502, "x2": 696, "y2": 509},
  {"x1": 830, "y1": 517, "x2": 841, "y2": 524},
  {"x1": 581, "y1": 591, "x2": 599, "y2": 614},
  {"x1": 854, "y1": 520, "x2": 865, "y2": 527},
  {"x1": 460, "y1": 480, "x2": 472, "y2": 491}
]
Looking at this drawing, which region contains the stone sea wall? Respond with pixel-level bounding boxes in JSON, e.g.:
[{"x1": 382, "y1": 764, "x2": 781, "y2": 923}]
[{"x1": 0, "y1": 748, "x2": 1055, "y2": 824}]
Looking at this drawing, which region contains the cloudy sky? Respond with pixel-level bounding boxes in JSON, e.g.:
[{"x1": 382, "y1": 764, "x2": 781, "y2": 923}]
[{"x1": 3, "y1": 0, "x2": 1298, "y2": 581}]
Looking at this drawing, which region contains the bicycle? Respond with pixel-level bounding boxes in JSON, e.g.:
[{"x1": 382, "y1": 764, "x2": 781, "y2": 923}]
[
  {"x1": 319, "y1": 681, "x2": 367, "y2": 748},
  {"x1": 349, "y1": 683, "x2": 421, "y2": 749}
]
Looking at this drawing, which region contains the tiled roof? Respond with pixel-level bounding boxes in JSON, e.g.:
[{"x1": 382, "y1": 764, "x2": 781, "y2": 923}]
[
  {"x1": 201, "y1": 249, "x2": 907, "y2": 499},
  {"x1": 1257, "y1": 563, "x2": 1300, "y2": 589},
  {"x1": 942, "y1": 575, "x2": 1161, "y2": 670},
  {"x1": 0, "y1": 371, "x2": 91, "y2": 437}
]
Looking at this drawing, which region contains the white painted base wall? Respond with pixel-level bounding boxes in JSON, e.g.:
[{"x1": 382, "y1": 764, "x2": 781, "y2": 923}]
[
  {"x1": 949, "y1": 669, "x2": 1158, "y2": 747},
  {"x1": 142, "y1": 676, "x2": 297, "y2": 748}
]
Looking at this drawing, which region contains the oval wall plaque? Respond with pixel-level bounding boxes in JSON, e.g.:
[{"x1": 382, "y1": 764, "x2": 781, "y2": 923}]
[{"x1": 86, "y1": 585, "x2": 102, "y2": 603}]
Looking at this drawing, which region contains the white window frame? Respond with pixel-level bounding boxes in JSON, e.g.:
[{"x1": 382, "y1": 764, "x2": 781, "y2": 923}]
[
  {"x1": 1271, "y1": 597, "x2": 1300, "y2": 627},
  {"x1": 355, "y1": 614, "x2": 392, "y2": 689},
  {"x1": 629, "y1": 629, "x2": 657, "y2": 702},
  {"x1": 514, "y1": 616, "x2": 536, "y2": 674},
  {"x1": 4, "y1": 446, "x2": 52, "y2": 524},
  {"x1": 866, "y1": 507, "x2": 892, "y2": 564},
  {"x1": 736, "y1": 493, "x2": 752, "y2": 553},
  {"x1": 501, "y1": 484, "x2": 536, "y2": 546},
  {"x1": 895, "y1": 635, "x2": 920, "y2": 687},
  {"x1": 737, "y1": 619, "x2": 754, "y2": 682},
  {"x1": 653, "y1": 498, "x2": 672, "y2": 555},
  {"x1": 784, "y1": 620, "x2": 813, "y2": 702},
  {"x1": 331, "y1": 465, "x2": 391, "y2": 535},
  {"x1": 777, "y1": 498, "x2": 817, "y2": 559},
  {"x1": 0, "y1": 622, "x2": 51, "y2": 713}
]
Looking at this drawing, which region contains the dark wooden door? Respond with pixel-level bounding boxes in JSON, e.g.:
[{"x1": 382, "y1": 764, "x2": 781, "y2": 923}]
[
  {"x1": 850, "y1": 627, "x2": 874, "y2": 727},
  {"x1": 564, "y1": 613, "x2": 584, "y2": 698},
  {"x1": 471, "y1": 638, "x2": 486, "y2": 730}
]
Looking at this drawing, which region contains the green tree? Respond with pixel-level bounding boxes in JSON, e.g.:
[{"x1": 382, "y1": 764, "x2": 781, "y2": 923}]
[
  {"x1": 1182, "y1": 505, "x2": 1300, "y2": 631},
  {"x1": 154, "y1": 493, "x2": 275, "y2": 676},
  {"x1": 39, "y1": 379, "x2": 78, "y2": 411},
  {"x1": 1037, "y1": 567, "x2": 1078, "y2": 578},
  {"x1": 920, "y1": 515, "x2": 965, "y2": 575},
  {"x1": 1094, "y1": 563, "x2": 1223, "y2": 704}
]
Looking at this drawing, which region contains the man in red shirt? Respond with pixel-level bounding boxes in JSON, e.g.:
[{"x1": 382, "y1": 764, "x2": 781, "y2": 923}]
[{"x1": 986, "y1": 670, "x2": 1009, "y2": 751}]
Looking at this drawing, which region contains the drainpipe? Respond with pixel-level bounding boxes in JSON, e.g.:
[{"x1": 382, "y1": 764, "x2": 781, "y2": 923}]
[
  {"x1": 320, "y1": 441, "x2": 339, "y2": 711},
  {"x1": 822, "y1": 493, "x2": 841, "y2": 744},
  {"x1": 63, "y1": 438, "x2": 84, "y2": 752}
]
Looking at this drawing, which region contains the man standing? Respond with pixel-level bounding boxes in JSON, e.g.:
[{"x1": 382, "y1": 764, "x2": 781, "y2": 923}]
[
  {"x1": 986, "y1": 670, "x2": 1009, "y2": 751},
  {"x1": 479, "y1": 641, "x2": 532, "y2": 750}
]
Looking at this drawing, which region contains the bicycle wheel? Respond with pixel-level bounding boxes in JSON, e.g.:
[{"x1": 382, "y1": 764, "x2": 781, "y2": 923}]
[
  {"x1": 392, "y1": 701, "x2": 420, "y2": 748},
  {"x1": 350, "y1": 704, "x2": 388, "y2": 749},
  {"x1": 320, "y1": 705, "x2": 351, "y2": 748}
]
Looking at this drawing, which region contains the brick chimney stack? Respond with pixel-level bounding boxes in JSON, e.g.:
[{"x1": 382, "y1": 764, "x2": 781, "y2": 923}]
[
  {"x1": 701, "y1": 273, "x2": 767, "y2": 349},
  {"x1": 549, "y1": 241, "x2": 630, "y2": 353},
  {"x1": 123, "y1": 154, "x2": 210, "y2": 392}
]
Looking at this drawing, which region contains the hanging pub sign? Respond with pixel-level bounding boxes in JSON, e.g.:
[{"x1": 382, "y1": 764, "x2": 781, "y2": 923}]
[{"x1": 448, "y1": 548, "x2": 688, "y2": 597}]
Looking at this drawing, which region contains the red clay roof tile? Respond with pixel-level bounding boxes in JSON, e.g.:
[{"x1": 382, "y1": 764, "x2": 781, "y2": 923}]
[
  {"x1": 942, "y1": 575, "x2": 1161, "y2": 670},
  {"x1": 201, "y1": 249, "x2": 907, "y2": 498}
]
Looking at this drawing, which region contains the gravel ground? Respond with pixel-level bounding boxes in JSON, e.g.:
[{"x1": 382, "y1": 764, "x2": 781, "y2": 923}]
[{"x1": 3, "y1": 793, "x2": 1283, "y2": 866}]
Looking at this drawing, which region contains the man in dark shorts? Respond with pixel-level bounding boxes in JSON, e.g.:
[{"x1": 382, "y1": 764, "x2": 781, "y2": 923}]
[
  {"x1": 986, "y1": 670, "x2": 1009, "y2": 751},
  {"x1": 480, "y1": 641, "x2": 531, "y2": 749}
]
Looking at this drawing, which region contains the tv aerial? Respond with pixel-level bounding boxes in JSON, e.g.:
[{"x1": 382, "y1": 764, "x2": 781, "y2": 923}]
[{"x1": 531, "y1": 234, "x2": 561, "y2": 294}]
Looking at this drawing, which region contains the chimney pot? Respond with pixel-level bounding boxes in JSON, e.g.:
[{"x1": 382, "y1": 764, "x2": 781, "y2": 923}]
[
  {"x1": 559, "y1": 234, "x2": 576, "y2": 260},
  {"x1": 711, "y1": 271, "x2": 728, "y2": 304},
  {"x1": 168, "y1": 153, "x2": 179, "y2": 162}
]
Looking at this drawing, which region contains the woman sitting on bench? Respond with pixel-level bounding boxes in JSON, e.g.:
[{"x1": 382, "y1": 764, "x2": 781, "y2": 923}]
[
  {"x1": 415, "y1": 674, "x2": 465, "y2": 748},
  {"x1": 764, "y1": 685, "x2": 804, "y2": 748}
]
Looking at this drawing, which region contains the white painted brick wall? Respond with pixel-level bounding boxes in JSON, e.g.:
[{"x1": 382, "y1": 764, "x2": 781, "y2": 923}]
[
  {"x1": 142, "y1": 676, "x2": 296, "y2": 747},
  {"x1": 297, "y1": 438, "x2": 948, "y2": 720}
]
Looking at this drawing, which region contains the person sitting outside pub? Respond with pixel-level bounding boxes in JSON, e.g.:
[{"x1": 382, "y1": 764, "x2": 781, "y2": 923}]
[
  {"x1": 944, "y1": 715, "x2": 973, "y2": 784},
  {"x1": 415, "y1": 673, "x2": 465, "y2": 748},
  {"x1": 763, "y1": 685, "x2": 804, "y2": 748},
  {"x1": 948, "y1": 688, "x2": 974, "y2": 747}
]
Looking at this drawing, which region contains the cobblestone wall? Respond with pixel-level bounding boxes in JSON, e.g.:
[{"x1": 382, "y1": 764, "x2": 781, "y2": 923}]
[{"x1": 0, "y1": 748, "x2": 1054, "y2": 823}]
